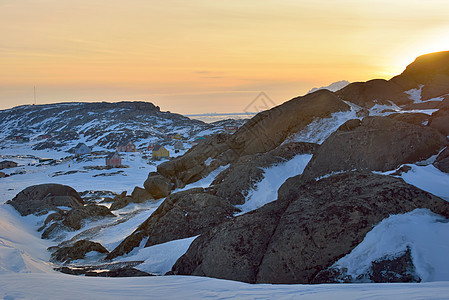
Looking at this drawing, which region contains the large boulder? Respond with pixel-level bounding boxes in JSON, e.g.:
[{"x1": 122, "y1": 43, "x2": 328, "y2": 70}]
[
  {"x1": 40, "y1": 204, "x2": 114, "y2": 239},
  {"x1": 143, "y1": 173, "x2": 172, "y2": 199},
  {"x1": 313, "y1": 246, "x2": 420, "y2": 283},
  {"x1": 50, "y1": 240, "x2": 109, "y2": 263},
  {"x1": 210, "y1": 142, "x2": 318, "y2": 205},
  {"x1": 157, "y1": 134, "x2": 233, "y2": 189},
  {"x1": 171, "y1": 172, "x2": 449, "y2": 284},
  {"x1": 429, "y1": 108, "x2": 449, "y2": 136},
  {"x1": 7, "y1": 184, "x2": 84, "y2": 216},
  {"x1": 157, "y1": 90, "x2": 349, "y2": 188},
  {"x1": 391, "y1": 51, "x2": 449, "y2": 99},
  {"x1": 106, "y1": 188, "x2": 236, "y2": 260},
  {"x1": 228, "y1": 90, "x2": 349, "y2": 156},
  {"x1": 301, "y1": 116, "x2": 447, "y2": 181},
  {"x1": 109, "y1": 188, "x2": 155, "y2": 211}
]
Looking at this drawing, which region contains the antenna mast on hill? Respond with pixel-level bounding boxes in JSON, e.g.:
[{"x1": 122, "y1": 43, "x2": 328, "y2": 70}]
[{"x1": 33, "y1": 86, "x2": 37, "y2": 105}]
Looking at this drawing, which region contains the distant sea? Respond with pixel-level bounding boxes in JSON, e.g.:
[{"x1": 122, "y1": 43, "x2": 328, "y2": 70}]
[{"x1": 186, "y1": 112, "x2": 257, "y2": 123}]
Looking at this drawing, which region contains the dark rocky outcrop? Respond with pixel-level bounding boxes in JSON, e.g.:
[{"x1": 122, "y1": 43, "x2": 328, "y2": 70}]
[
  {"x1": 7, "y1": 184, "x2": 84, "y2": 216},
  {"x1": 131, "y1": 186, "x2": 154, "y2": 202},
  {"x1": 429, "y1": 105, "x2": 449, "y2": 136},
  {"x1": 171, "y1": 172, "x2": 449, "y2": 284},
  {"x1": 55, "y1": 261, "x2": 152, "y2": 277},
  {"x1": 40, "y1": 204, "x2": 114, "y2": 239},
  {"x1": 106, "y1": 188, "x2": 236, "y2": 260},
  {"x1": 434, "y1": 147, "x2": 449, "y2": 173},
  {"x1": 50, "y1": 239, "x2": 109, "y2": 263},
  {"x1": 336, "y1": 51, "x2": 449, "y2": 108},
  {"x1": 228, "y1": 90, "x2": 349, "y2": 157},
  {"x1": 391, "y1": 51, "x2": 449, "y2": 100},
  {"x1": 109, "y1": 188, "x2": 156, "y2": 211},
  {"x1": 210, "y1": 142, "x2": 318, "y2": 205},
  {"x1": 157, "y1": 134, "x2": 234, "y2": 189},
  {"x1": 157, "y1": 90, "x2": 349, "y2": 189},
  {"x1": 301, "y1": 116, "x2": 447, "y2": 181},
  {"x1": 313, "y1": 247, "x2": 421, "y2": 283},
  {"x1": 336, "y1": 79, "x2": 410, "y2": 107},
  {"x1": 143, "y1": 173, "x2": 173, "y2": 199}
]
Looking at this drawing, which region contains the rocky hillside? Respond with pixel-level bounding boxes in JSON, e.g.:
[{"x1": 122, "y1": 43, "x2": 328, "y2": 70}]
[
  {"x1": 0, "y1": 101, "x2": 244, "y2": 151},
  {"x1": 5, "y1": 51, "x2": 449, "y2": 284}
]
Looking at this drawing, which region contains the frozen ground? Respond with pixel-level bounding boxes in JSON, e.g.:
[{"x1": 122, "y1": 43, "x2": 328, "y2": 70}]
[{"x1": 2, "y1": 126, "x2": 449, "y2": 298}]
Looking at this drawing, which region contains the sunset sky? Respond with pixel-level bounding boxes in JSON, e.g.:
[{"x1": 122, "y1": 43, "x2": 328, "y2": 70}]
[{"x1": 2, "y1": 0, "x2": 449, "y2": 114}]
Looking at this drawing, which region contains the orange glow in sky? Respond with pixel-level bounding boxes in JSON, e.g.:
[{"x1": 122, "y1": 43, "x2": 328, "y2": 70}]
[{"x1": 1, "y1": 0, "x2": 449, "y2": 114}]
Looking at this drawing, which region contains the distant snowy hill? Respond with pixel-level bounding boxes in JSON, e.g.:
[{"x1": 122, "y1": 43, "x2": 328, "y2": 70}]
[
  {"x1": 0, "y1": 101, "x2": 246, "y2": 152},
  {"x1": 307, "y1": 80, "x2": 350, "y2": 94}
]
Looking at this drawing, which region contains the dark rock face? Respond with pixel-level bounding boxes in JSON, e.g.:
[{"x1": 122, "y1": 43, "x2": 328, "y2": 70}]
[
  {"x1": 171, "y1": 172, "x2": 449, "y2": 284},
  {"x1": 434, "y1": 147, "x2": 449, "y2": 173},
  {"x1": 109, "y1": 188, "x2": 155, "y2": 211},
  {"x1": 429, "y1": 106, "x2": 449, "y2": 136},
  {"x1": 336, "y1": 79, "x2": 410, "y2": 107},
  {"x1": 131, "y1": 186, "x2": 154, "y2": 202},
  {"x1": 229, "y1": 90, "x2": 349, "y2": 157},
  {"x1": 210, "y1": 142, "x2": 318, "y2": 205},
  {"x1": 301, "y1": 116, "x2": 447, "y2": 181},
  {"x1": 143, "y1": 173, "x2": 173, "y2": 199},
  {"x1": 106, "y1": 188, "x2": 236, "y2": 260},
  {"x1": 391, "y1": 51, "x2": 449, "y2": 99},
  {"x1": 157, "y1": 90, "x2": 349, "y2": 189},
  {"x1": 7, "y1": 184, "x2": 84, "y2": 216},
  {"x1": 50, "y1": 240, "x2": 109, "y2": 263},
  {"x1": 40, "y1": 204, "x2": 114, "y2": 239},
  {"x1": 313, "y1": 247, "x2": 421, "y2": 283},
  {"x1": 369, "y1": 247, "x2": 421, "y2": 283},
  {"x1": 157, "y1": 134, "x2": 234, "y2": 189},
  {"x1": 55, "y1": 261, "x2": 152, "y2": 277}
]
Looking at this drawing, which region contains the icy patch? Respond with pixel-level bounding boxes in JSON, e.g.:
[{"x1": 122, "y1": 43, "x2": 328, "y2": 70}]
[
  {"x1": 369, "y1": 101, "x2": 438, "y2": 116},
  {"x1": 236, "y1": 154, "x2": 312, "y2": 214},
  {"x1": 405, "y1": 85, "x2": 424, "y2": 103},
  {"x1": 118, "y1": 236, "x2": 198, "y2": 275},
  {"x1": 177, "y1": 164, "x2": 230, "y2": 192},
  {"x1": 399, "y1": 164, "x2": 449, "y2": 202},
  {"x1": 204, "y1": 157, "x2": 213, "y2": 166},
  {"x1": 333, "y1": 209, "x2": 449, "y2": 282},
  {"x1": 286, "y1": 105, "x2": 360, "y2": 144}
]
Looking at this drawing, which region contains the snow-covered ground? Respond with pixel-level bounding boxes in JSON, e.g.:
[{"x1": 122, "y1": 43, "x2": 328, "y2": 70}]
[
  {"x1": 2, "y1": 116, "x2": 449, "y2": 298},
  {"x1": 2, "y1": 273, "x2": 449, "y2": 300},
  {"x1": 237, "y1": 154, "x2": 312, "y2": 213}
]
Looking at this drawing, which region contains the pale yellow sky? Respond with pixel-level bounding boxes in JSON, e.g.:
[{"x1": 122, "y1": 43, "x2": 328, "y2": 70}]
[{"x1": 1, "y1": 0, "x2": 449, "y2": 114}]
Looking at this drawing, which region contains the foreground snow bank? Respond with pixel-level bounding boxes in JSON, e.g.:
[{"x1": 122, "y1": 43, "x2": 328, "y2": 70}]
[
  {"x1": 333, "y1": 209, "x2": 449, "y2": 282},
  {"x1": 0, "y1": 205, "x2": 53, "y2": 274},
  {"x1": 1, "y1": 273, "x2": 449, "y2": 300},
  {"x1": 118, "y1": 236, "x2": 198, "y2": 275}
]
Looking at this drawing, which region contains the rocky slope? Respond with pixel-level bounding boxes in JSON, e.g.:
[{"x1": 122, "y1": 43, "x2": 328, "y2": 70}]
[
  {"x1": 0, "y1": 101, "x2": 242, "y2": 151},
  {"x1": 5, "y1": 51, "x2": 449, "y2": 284}
]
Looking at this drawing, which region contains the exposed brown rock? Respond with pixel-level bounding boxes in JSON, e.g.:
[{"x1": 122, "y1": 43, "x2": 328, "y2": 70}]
[
  {"x1": 434, "y1": 147, "x2": 449, "y2": 173},
  {"x1": 143, "y1": 173, "x2": 173, "y2": 199},
  {"x1": 210, "y1": 142, "x2": 318, "y2": 205},
  {"x1": 171, "y1": 172, "x2": 449, "y2": 284},
  {"x1": 7, "y1": 184, "x2": 84, "y2": 216},
  {"x1": 336, "y1": 79, "x2": 410, "y2": 107},
  {"x1": 301, "y1": 116, "x2": 447, "y2": 181},
  {"x1": 106, "y1": 188, "x2": 236, "y2": 260},
  {"x1": 50, "y1": 239, "x2": 109, "y2": 263}
]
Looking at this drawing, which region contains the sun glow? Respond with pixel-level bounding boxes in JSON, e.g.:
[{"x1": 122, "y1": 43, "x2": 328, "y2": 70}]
[{"x1": 392, "y1": 27, "x2": 449, "y2": 76}]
